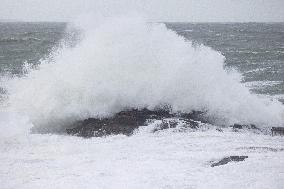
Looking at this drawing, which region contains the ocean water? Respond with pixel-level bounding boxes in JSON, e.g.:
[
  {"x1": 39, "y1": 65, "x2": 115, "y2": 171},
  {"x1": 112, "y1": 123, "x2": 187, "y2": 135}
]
[
  {"x1": 0, "y1": 17, "x2": 284, "y2": 188},
  {"x1": 0, "y1": 22, "x2": 66, "y2": 75}
]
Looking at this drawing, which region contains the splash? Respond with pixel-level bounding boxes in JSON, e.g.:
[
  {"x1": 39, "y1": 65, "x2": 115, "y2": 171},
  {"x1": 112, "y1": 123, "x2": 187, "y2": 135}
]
[{"x1": 3, "y1": 15, "x2": 284, "y2": 130}]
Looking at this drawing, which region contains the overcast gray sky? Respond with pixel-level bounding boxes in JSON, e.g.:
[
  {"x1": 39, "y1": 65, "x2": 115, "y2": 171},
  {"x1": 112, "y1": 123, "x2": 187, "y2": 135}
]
[{"x1": 1, "y1": 0, "x2": 284, "y2": 22}]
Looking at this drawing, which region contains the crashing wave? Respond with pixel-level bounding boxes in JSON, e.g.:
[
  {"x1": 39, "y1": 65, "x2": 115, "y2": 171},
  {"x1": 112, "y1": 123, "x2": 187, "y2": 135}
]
[{"x1": 2, "y1": 15, "x2": 284, "y2": 132}]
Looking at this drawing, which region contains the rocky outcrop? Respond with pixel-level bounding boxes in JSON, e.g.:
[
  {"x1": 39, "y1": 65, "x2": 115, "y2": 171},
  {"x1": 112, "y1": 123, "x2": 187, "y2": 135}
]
[
  {"x1": 66, "y1": 108, "x2": 207, "y2": 138},
  {"x1": 66, "y1": 108, "x2": 264, "y2": 138},
  {"x1": 230, "y1": 123, "x2": 261, "y2": 134},
  {"x1": 211, "y1": 156, "x2": 248, "y2": 167},
  {"x1": 271, "y1": 127, "x2": 284, "y2": 136}
]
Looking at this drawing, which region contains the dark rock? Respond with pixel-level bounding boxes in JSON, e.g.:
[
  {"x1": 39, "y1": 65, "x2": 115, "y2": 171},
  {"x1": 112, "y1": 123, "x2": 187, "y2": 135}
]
[
  {"x1": 271, "y1": 127, "x2": 284, "y2": 136},
  {"x1": 66, "y1": 108, "x2": 208, "y2": 138},
  {"x1": 152, "y1": 119, "x2": 179, "y2": 132},
  {"x1": 211, "y1": 156, "x2": 248, "y2": 167},
  {"x1": 216, "y1": 128, "x2": 223, "y2": 132},
  {"x1": 232, "y1": 124, "x2": 243, "y2": 129},
  {"x1": 186, "y1": 119, "x2": 200, "y2": 129},
  {"x1": 231, "y1": 124, "x2": 260, "y2": 131},
  {"x1": 250, "y1": 124, "x2": 258, "y2": 129},
  {"x1": 66, "y1": 108, "x2": 262, "y2": 138},
  {"x1": 179, "y1": 110, "x2": 208, "y2": 123},
  {"x1": 66, "y1": 108, "x2": 155, "y2": 137}
]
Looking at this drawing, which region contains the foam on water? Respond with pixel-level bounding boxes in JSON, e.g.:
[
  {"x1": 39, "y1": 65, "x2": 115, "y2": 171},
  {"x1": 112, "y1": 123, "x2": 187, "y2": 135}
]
[
  {"x1": 245, "y1": 81, "x2": 283, "y2": 89},
  {"x1": 2, "y1": 15, "x2": 284, "y2": 131}
]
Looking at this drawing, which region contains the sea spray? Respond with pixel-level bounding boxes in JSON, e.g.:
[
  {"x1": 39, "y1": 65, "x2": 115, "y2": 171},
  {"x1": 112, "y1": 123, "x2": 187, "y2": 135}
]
[{"x1": 2, "y1": 15, "x2": 284, "y2": 131}]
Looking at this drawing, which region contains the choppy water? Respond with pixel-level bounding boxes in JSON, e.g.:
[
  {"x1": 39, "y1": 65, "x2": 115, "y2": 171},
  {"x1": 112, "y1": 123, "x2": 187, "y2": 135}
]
[
  {"x1": 166, "y1": 23, "x2": 284, "y2": 102},
  {"x1": 1, "y1": 22, "x2": 283, "y2": 103},
  {"x1": 0, "y1": 22, "x2": 66, "y2": 75}
]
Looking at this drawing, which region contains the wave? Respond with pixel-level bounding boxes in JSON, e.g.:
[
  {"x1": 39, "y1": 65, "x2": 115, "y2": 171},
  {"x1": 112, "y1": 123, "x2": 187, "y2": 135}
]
[
  {"x1": 244, "y1": 80, "x2": 283, "y2": 88},
  {"x1": 2, "y1": 15, "x2": 284, "y2": 131},
  {"x1": 0, "y1": 37, "x2": 41, "y2": 43}
]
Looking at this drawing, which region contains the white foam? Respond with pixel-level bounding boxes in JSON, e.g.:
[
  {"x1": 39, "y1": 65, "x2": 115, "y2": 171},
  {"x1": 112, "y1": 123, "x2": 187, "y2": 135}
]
[
  {"x1": 2, "y1": 14, "x2": 284, "y2": 129},
  {"x1": 1, "y1": 123, "x2": 284, "y2": 189},
  {"x1": 244, "y1": 80, "x2": 282, "y2": 88}
]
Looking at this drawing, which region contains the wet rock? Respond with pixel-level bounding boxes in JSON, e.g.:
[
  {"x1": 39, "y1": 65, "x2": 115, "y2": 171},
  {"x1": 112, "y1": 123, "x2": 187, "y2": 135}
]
[
  {"x1": 151, "y1": 118, "x2": 204, "y2": 133},
  {"x1": 179, "y1": 110, "x2": 208, "y2": 123},
  {"x1": 211, "y1": 156, "x2": 248, "y2": 167},
  {"x1": 152, "y1": 119, "x2": 179, "y2": 132},
  {"x1": 232, "y1": 124, "x2": 243, "y2": 129},
  {"x1": 67, "y1": 108, "x2": 158, "y2": 137},
  {"x1": 66, "y1": 108, "x2": 208, "y2": 138},
  {"x1": 216, "y1": 128, "x2": 223, "y2": 132},
  {"x1": 66, "y1": 108, "x2": 265, "y2": 138},
  {"x1": 231, "y1": 124, "x2": 260, "y2": 131},
  {"x1": 271, "y1": 127, "x2": 284, "y2": 136}
]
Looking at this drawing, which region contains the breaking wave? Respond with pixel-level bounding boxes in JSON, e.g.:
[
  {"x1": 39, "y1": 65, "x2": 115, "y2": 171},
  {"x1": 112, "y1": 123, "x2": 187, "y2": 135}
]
[
  {"x1": 2, "y1": 15, "x2": 284, "y2": 131},
  {"x1": 0, "y1": 37, "x2": 41, "y2": 43}
]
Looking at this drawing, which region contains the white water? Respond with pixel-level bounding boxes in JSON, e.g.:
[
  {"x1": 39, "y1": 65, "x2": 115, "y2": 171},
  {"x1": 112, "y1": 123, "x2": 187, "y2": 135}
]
[
  {"x1": 2, "y1": 15, "x2": 284, "y2": 130},
  {"x1": 1, "y1": 118, "x2": 284, "y2": 189}
]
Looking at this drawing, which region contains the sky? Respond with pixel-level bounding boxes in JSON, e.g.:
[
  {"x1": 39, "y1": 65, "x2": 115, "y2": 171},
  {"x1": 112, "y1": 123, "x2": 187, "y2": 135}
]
[{"x1": 1, "y1": 0, "x2": 284, "y2": 22}]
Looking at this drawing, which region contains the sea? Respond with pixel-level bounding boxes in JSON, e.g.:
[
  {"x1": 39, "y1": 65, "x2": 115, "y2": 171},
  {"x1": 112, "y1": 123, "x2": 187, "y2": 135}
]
[{"x1": 0, "y1": 19, "x2": 283, "y2": 188}]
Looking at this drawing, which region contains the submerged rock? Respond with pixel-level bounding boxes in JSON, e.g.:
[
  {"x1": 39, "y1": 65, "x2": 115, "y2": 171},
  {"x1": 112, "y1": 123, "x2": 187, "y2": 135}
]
[
  {"x1": 230, "y1": 123, "x2": 260, "y2": 132},
  {"x1": 211, "y1": 156, "x2": 248, "y2": 167},
  {"x1": 271, "y1": 127, "x2": 284, "y2": 136},
  {"x1": 66, "y1": 108, "x2": 207, "y2": 138}
]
